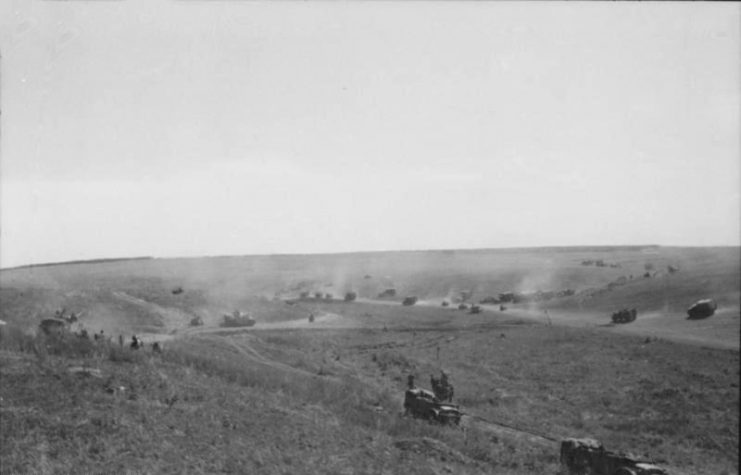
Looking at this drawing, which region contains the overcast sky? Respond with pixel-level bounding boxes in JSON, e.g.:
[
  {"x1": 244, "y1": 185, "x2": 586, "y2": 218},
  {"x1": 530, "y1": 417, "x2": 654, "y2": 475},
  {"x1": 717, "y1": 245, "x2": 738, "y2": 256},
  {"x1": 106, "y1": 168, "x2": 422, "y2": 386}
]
[{"x1": 1, "y1": 1, "x2": 739, "y2": 268}]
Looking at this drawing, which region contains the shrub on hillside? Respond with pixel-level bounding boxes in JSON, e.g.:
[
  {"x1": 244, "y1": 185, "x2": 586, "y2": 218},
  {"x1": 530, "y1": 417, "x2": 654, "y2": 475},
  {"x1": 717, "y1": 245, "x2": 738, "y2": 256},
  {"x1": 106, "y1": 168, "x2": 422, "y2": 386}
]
[
  {"x1": 0, "y1": 324, "x2": 36, "y2": 353},
  {"x1": 108, "y1": 344, "x2": 146, "y2": 363},
  {"x1": 37, "y1": 331, "x2": 102, "y2": 359}
]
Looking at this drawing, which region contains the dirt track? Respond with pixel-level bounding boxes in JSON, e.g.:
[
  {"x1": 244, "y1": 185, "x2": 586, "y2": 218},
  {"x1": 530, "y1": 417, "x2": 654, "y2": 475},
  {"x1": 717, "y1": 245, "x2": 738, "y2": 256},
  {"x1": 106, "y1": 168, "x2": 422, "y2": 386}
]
[
  {"x1": 112, "y1": 291, "x2": 191, "y2": 332},
  {"x1": 136, "y1": 297, "x2": 738, "y2": 352},
  {"x1": 361, "y1": 298, "x2": 740, "y2": 350}
]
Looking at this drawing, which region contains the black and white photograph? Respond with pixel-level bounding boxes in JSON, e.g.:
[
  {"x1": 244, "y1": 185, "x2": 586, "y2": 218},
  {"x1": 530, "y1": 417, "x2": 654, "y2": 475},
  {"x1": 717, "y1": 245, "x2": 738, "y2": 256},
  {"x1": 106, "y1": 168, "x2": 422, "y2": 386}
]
[{"x1": 0, "y1": 1, "x2": 738, "y2": 474}]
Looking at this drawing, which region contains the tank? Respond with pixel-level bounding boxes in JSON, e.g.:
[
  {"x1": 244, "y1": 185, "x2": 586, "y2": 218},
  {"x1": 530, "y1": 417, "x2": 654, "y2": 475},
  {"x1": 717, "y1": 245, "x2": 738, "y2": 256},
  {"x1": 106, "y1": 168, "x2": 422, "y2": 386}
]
[
  {"x1": 687, "y1": 299, "x2": 717, "y2": 319},
  {"x1": 611, "y1": 308, "x2": 637, "y2": 324},
  {"x1": 221, "y1": 311, "x2": 256, "y2": 328},
  {"x1": 378, "y1": 289, "x2": 397, "y2": 298},
  {"x1": 39, "y1": 318, "x2": 71, "y2": 335},
  {"x1": 402, "y1": 296, "x2": 418, "y2": 306}
]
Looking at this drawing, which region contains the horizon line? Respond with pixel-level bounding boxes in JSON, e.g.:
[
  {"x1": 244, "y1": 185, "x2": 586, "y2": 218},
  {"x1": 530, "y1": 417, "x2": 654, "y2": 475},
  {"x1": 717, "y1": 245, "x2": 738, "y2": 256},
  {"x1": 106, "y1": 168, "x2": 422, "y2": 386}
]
[{"x1": 4, "y1": 243, "x2": 741, "y2": 271}]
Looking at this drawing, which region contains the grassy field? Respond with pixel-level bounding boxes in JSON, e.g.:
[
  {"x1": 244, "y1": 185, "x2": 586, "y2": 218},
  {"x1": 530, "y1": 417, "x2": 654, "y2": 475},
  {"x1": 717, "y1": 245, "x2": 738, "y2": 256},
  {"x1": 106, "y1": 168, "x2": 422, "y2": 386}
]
[{"x1": 1, "y1": 246, "x2": 738, "y2": 474}]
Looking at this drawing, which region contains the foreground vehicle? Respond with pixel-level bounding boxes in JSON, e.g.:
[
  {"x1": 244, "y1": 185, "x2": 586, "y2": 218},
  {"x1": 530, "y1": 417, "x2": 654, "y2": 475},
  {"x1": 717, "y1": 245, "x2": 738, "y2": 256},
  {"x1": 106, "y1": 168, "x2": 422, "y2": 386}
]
[
  {"x1": 403, "y1": 388, "x2": 462, "y2": 425},
  {"x1": 560, "y1": 438, "x2": 668, "y2": 475}
]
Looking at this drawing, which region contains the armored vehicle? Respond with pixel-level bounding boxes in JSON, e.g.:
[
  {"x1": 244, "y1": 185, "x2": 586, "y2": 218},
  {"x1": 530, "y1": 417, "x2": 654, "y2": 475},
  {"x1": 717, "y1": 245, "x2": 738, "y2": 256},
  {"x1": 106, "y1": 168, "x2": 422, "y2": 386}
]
[
  {"x1": 402, "y1": 296, "x2": 418, "y2": 306},
  {"x1": 39, "y1": 318, "x2": 71, "y2": 335},
  {"x1": 611, "y1": 308, "x2": 637, "y2": 324},
  {"x1": 560, "y1": 438, "x2": 668, "y2": 475},
  {"x1": 189, "y1": 315, "x2": 204, "y2": 327},
  {"x1": 221, "y1": 310, "x2": 256, "y2": 328},
  {"x1": 403, "y1": 388, "x2": 462, "y2": 425},
  {"x1": 378, "y1": 288, "x2": 397, "y2": 298},
  {"x1": 687, "y1": 299, "x2": 716, "y2": 319}
]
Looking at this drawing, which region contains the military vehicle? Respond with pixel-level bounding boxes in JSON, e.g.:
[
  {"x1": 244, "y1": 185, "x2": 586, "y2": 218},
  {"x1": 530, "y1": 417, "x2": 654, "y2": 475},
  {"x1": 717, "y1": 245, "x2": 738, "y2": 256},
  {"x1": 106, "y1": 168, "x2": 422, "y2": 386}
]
[
  {"x1": 611, "y1": 308, "x2": 637, "y2": 324},
  {"x1": 687, "y1": 299, "x2": 717, "y2": 319},
  {"x1": 498, "y1": 292, "x2": 515, "y2": 303},
  {"x1": 39, "y1": 308, "x2": 81, "y2": 335},
  {"x1": 403, "y1": 388, "x2": 462, "y2": 425},
  {"x1": 378, "y1": 288, "x2": 397, "y2": 298},
  {"x1": 344, "y1": 291, "x2": 358, "y2": 302},
  {"x1": 560, "y1": 438, "x2": 668, "y2": 475},
  {"x1": 469, "y1": 305, "x2": 482, "y2": 314},
  {"x1": 39, "y1": 318, "x2": 71, "y2": 335},
  {"x1": 221, "y1": 310, "x2": 256, "y2": 328},
  {"x1": 402, "y1": 296, "x2": 418, "y2": 306},
  {"x1": 189, "y1": 315, "x2": 204, "y2": 327}
]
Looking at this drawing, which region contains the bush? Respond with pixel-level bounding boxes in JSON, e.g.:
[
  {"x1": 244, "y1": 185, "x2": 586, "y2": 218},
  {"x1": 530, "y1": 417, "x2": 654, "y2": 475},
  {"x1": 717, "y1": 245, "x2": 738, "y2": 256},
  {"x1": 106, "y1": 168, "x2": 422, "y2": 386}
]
[
  {"x1": 38, "y1": 331, "x2": 103, "y2": 359},
  {"x1": 0, "y1": 324, "x2": 36, "y2": 353},
  {"x1": 108, "y1": 344, "x2": 146, "y2": 363}
]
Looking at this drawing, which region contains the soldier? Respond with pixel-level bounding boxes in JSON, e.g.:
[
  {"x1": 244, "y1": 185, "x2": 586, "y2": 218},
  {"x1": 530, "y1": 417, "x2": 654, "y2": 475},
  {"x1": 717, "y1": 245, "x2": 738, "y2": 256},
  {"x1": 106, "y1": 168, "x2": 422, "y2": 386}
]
[
  {"x1": 407, "y1": 374, "x2": 415, "y2": 389},
  {"x1": 118, "y1": 334, "x2": 124, "y2": 347},
  {"x1": 439, "y1": 371, "x2": 453, "y2": 402},
  {"x1": 430, "y1": 374, "x2": 438, "y2": 394}
]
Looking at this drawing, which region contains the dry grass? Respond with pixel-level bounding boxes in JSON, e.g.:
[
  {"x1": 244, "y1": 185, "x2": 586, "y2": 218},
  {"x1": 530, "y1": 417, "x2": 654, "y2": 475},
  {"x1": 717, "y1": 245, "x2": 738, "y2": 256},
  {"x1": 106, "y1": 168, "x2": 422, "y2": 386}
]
[
  {"x1": 1, "y1": 314, "x2": 738, "y2": 474},
  {"x1": 1, "y1": 246, "x2": 738, "y2": 474}
]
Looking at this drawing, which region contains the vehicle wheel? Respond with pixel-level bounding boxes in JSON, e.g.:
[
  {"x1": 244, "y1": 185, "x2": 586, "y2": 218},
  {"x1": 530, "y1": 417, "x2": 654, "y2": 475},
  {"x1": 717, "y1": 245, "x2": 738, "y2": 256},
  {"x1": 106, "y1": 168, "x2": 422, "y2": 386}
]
[{"x1": 612, "y1": 468, "x2": 637, "y2": 475}]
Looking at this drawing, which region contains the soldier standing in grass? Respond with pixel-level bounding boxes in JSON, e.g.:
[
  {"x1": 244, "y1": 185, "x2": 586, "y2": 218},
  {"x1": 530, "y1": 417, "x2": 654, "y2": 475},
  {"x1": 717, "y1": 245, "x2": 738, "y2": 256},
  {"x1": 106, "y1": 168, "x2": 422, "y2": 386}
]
[
  {"x1": 407, "y1": 374, "x2": 415, "y2": 389},
  {"x1": 118, "y1": 334, "x2": 124, "y2": 347}
]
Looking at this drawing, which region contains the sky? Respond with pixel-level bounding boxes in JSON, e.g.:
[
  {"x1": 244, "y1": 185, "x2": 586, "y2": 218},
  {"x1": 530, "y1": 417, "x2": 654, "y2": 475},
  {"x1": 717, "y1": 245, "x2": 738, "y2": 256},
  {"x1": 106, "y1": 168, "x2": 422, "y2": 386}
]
[{"x1": 0, "y1": 1, "x2": 739, "y2": 268}]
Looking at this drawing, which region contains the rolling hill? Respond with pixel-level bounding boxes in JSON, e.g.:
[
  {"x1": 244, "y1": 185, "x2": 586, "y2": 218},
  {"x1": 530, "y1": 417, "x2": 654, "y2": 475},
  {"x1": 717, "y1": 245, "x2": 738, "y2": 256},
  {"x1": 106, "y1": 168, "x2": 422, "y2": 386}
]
[{"x1": 1, "y1": 246, "x2": 738, "y2": 474}]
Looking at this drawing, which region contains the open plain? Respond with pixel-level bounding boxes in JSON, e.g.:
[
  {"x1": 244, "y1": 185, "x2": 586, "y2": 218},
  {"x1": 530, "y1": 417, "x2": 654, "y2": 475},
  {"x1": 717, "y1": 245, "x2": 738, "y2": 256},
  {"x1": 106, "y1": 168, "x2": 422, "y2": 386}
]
[{"x1": 1, "y1": 246, "x2": 738, "y2": 474}]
